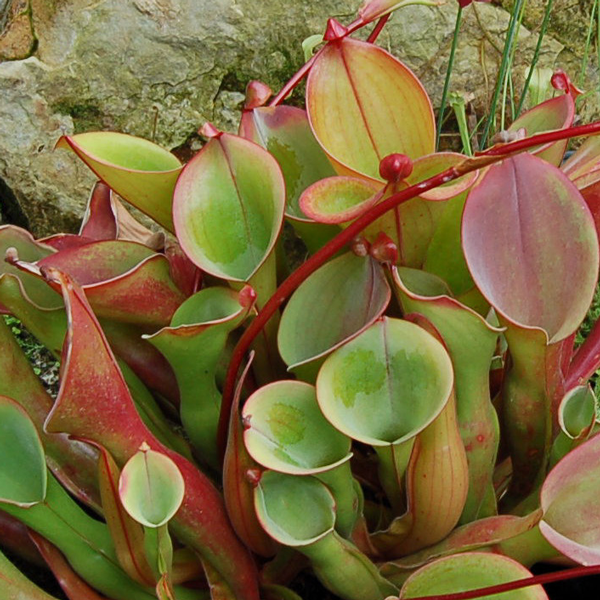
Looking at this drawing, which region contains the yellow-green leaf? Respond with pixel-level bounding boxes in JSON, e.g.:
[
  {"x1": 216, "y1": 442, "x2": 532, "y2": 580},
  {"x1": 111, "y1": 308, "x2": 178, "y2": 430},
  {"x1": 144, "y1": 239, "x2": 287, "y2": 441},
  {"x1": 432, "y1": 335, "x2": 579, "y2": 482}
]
[
  {"x1": 307, "y1": 37, "x2": 435, "y2": 181},
  {"x1": 57, "y1": 133, "x2": 182, "y2": 232}
]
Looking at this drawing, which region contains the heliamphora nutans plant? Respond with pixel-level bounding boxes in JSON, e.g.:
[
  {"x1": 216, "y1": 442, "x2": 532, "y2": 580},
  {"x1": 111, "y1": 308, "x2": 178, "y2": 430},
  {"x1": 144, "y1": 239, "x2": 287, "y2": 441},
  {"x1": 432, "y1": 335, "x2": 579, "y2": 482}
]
[{"x1": 2, "y1": 1, "x2": 600, "y2": 600}]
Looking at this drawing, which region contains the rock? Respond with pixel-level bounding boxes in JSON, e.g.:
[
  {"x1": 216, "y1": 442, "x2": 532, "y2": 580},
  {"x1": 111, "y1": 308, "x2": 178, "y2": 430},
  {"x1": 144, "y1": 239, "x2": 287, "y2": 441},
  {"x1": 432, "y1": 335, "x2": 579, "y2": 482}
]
[
  {"x1": 0, "y1": 1, "x2": 35, "y2": 61},
  {"x1": 0, "y1": 0, "x2": 592, "y2": 235}
]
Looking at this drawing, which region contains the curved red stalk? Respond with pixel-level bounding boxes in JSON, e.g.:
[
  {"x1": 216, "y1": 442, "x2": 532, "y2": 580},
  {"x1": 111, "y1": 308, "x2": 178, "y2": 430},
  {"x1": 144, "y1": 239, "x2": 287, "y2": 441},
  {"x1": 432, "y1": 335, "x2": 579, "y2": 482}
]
[
  {"x1": 367, "y1": 14, "x2": 391, "y2": 43},
  {"x1": 268, "y1": 14, "x2": 388, "y2": 107},
  {"x1": 218, "y1": 121, "x2": 600, "y2": 457},
  {"x1": 403, "y1": 564, "x2": 600, "y2": 600},
  {"x1": 268, "y1": 51, "x2": 323, "y2": 107}
]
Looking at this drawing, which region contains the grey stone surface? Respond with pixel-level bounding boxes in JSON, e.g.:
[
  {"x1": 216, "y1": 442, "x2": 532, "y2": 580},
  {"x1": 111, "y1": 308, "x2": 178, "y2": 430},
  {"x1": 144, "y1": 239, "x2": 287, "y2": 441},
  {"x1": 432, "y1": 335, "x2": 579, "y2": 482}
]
[{"x1": 0, "y1": 0, "x2": 589, "y2": 235}]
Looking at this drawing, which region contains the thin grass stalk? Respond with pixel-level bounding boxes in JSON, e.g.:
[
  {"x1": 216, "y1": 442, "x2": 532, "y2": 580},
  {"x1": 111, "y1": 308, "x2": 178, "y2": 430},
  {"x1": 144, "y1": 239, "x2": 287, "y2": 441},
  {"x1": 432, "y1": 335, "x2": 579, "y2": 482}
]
[
  {"x1": 508, "y1": 72, "x2": 516, "y2": 122},
  {"x1": 500, "y1": 0, "x2": 525, "y2": 129},
  {"x1": 515, "y1": 0, "x2": 554, "y2": 117},
  {"x1": 578, "y1": 0, "x2": 598, "y2": 90},
  {"x1": 500, "y1": 68, "x2": 512, "y2": 130},
  {"x1": 480, "y1": 0, "x2": 527, "y2": 147},
  {"x1": 436, "y1": 5, "x2": 463, "y2": 150},
  {"x1": 449, "y1": 93, "x2": 473, "y2": 156},
  {"x1": 470, "y1": 114, "x2": 486, "y2": 152},
  {"x1": 509, "y1": 72, "x2": 516, "y2": 119}
]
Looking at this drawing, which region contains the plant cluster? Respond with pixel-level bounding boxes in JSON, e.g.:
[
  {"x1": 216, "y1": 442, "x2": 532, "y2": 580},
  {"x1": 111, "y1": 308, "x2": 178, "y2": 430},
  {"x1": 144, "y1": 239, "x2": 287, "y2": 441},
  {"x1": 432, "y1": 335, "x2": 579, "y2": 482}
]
[{"x1": 3, "y1": 1, "x2": 600, "y2": 599}]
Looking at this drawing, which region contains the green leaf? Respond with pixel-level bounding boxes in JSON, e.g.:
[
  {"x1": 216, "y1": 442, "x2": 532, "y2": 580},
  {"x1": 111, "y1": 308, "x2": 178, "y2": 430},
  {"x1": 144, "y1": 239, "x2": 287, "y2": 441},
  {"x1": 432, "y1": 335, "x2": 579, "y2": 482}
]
[
  {"x1": 499, "y1": 327, "x2": 562, "y2": 502},
  {"x1": 395, "y1": 266, "x2": 452, "y2": 297},
  {"x1": 30, "y1": 531, "x2": 124, "y2": 600},
  {"x1": 239, "y1": 105, "x2": 336, "y2": 221},
  {"x1": 173, "y1": 132, "x2": 285, "y2": 282},
  {"x1": 56, "y1": 133, "x2": 182, "y2": 232},
  {"x1": 0, "y1": 225, "x2": 62, "y2": 310},
  {"x1": 278, "y1": 252, "x2": 390, "y2": 369},
  {"x1": 170, "y1": 285, "x2": 246, "y2": 327},
  {"x1": 254, "y1": 471, "x2": 335, "y2": 547},
  {"x1": 243, "y1": 381, "x2": 361, "y2": 537},
  {"x1": 298, "y1": 176, "x2": 381, "y2": 224},
  {"x1": 0, "y1": 547, "x2": 59, "y2": 600},
  {"x1": 423, "y1": 191, "x2": 476, "y2": 298},
  {"x1": 3, "y1": 474, "x2": 159, "y2": 600},
  {"x1": 41, "y1": 269, "x2": 259, "y2": 599},
  {"x1": 393, "y1": 268, "x2": 501, "y2": 522},
  {"x1": 146, "y1": 286, "x2": 253, "y2": 470},
  {"x1": 316, "y1": 317, "x2": 454, "y2": 446},
  {"x1": 558, "y1": 385, "x2": 597, "y2": 440},
  {"x1": 119, "y1": 444, "x2": 185, "y2": 528},
  {"x1": 307, "y1": 37, "x2": 434, "y2": 181},
  {"x1": 243, "y1": 381, "x2": 351, "y2": 475},
  {"x1": 255, "y1": 474, "x2": 397, "y2": 600},
  {"x1": 0, "y1": 395, "x2": 47, "y2": 507},
  {"x1": 302, "y1": 35, "x2": 324, "y2": 62},
  {"x1": 400, "y1": 552, "x2": 548, "y2": 599}
]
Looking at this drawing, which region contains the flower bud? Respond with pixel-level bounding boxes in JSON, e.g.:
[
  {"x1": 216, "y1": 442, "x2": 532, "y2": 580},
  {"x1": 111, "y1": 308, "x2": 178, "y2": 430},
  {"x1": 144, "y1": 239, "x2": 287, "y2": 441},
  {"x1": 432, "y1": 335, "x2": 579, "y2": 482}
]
[
  {"x1": 370, "y1": 232, "x2": 398, "y2": 265},
  {"x1": 239, "y1": 285, "x2": 257, "y2": 309},
  {"x1": 551, "y1": 69, "x2": 583, "y2": 99},
  {"x1": 379, "y1": 153, "x2": 413, "y2": 183}
]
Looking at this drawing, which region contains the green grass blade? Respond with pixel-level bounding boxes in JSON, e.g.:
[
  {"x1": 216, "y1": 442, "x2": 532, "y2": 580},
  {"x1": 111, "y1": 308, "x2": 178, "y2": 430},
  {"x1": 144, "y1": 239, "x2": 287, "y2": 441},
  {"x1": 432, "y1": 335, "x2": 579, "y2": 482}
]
[{"x1": 516, "y1": 0, "x2": 555, "y2": 117}]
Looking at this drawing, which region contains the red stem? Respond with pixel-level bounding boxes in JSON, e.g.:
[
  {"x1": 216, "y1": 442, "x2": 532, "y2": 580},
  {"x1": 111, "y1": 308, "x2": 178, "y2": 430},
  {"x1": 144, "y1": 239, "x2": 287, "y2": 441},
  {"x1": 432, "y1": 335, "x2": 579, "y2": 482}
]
[
  {"x1": 565, "y1": 316, "x2": 600, "y2": 389},
  {"x1": 268, "y1": 51, "x2": 322, "y2": 107},
  {"x1": 217, "y1": 120, "x2": 600, "y2": 457},
  {"x1": 268, "y1": 14, "x2": 387, "y2": 107},
  {"x1": 404, "y1": 564, "x2": 600, "y2": 600},
  {"x1": 367, "y1": 14, "x2": 391, "y2": 43}
]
